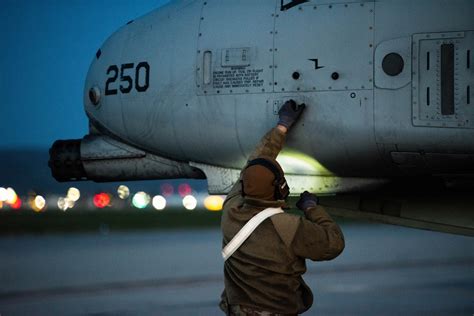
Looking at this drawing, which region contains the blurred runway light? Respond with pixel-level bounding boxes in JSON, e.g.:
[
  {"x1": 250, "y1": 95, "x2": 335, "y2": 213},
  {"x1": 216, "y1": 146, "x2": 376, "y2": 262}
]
[
  {"x1": 178, "y1": 183, "x2": 192, "y2": 197},
  {"x1": 0, "y1": 187, "x2": 7, "y2": 201},
  {"x1": 32, "y1": 195, "x2": 46, "y2": 212},
  {"x1": 65, "y1": 198, "x2": 75, "y2": 209},
  {"x1": 152, "y1": 195, "x2": 166, "y2": 210},
  {"x1": 117, "y1": 185, "x2": 130, "y2": 199},
  {"x1": 204, "y1": 195, "x2": 224, "y2": 211},
  {"x1": 6, "y1": 187, "x2": 18, "y2": 205},
  {"x1": 11, "y1": 197, "x2": 22, "y2": 210},
  {"x1": 67, "y1": 187, "x2": 80, "y2": 202},
  {"x1": 182, "y1": 195, "x2": 197, "y2": 210},
  {"x1": 93, "y1": 193, "x2": 111, "y2": 209},
  {"x1": 57, "y1": 197, "x2": 68, "y2": 211},
  {"x1": 160, "y1": 183, "x2": 174, "y2": 197},
  {"x1": 132, "y1": 191, "x2": 150, "y2": 209}
]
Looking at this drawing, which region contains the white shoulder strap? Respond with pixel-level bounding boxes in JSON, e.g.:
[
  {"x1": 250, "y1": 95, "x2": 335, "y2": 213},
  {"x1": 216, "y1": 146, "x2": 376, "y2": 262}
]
[{"x1": 222, "y1": 207, "x2": 284, "y2": 261}]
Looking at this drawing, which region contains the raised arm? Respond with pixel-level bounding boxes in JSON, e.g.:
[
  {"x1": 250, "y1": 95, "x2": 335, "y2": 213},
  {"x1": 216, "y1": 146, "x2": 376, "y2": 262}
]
[
  {"x1": 247, "y1": 126, "x2": 287, "y2": 161},
  {"x1": 224, "y1": 100, "x2": 305, "y2": 201}
]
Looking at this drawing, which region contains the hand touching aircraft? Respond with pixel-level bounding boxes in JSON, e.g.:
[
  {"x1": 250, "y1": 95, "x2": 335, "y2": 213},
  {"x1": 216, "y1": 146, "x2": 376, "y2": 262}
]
[{"x1": 49, "y1": 0, "x2": 474, "y2": 235}]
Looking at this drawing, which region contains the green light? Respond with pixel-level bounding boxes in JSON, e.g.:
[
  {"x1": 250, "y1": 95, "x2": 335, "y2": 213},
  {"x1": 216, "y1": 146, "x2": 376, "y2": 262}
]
[
  {"x1": 132, "y1": 192, "x2": 151, "y2": 209},
  {"x1": 277, "y1": 149, "x2": 332, "y2": 176},
  {"x1": 276, "y1": 150, "x2": 343, "y2": 194}
]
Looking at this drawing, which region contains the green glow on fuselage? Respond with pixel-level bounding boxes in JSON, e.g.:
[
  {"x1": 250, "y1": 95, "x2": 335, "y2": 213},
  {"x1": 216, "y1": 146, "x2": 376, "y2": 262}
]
[{"x1": 277, "y1": 149, "x2": 332, "y2": 176}]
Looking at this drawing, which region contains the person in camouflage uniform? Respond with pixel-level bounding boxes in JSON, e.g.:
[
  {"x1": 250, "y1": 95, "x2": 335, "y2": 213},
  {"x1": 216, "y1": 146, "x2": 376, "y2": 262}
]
[{"x1": 220, "y1": 100, "x2": 345, "y2": 315}]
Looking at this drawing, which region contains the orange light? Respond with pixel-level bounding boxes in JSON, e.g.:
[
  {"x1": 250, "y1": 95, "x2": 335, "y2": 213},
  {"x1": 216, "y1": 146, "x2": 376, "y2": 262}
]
[
  {"x1": 178, "y1": 183, "x2": 192, "y2": 197},
  {"x1": 204, "y1": 195, "x2": 224, "y2": 211},
  {"x1": 93, "y1": 193, "x2": 111, "y2": 208},
  {"x1": 32, "y1": 195, "x2": 46, "y2": 212}
]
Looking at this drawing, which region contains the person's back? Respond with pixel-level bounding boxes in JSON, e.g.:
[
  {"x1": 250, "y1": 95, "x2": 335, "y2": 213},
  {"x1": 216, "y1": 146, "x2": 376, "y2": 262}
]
[
  {"x1": 222, "y1": 202, "x2": 311, "y2": 314},
  {"x1": 219, "y1": 100, "x2": 345, "y2": 315}
]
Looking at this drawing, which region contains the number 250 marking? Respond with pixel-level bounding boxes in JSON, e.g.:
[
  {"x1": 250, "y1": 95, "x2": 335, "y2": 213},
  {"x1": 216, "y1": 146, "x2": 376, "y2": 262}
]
[{"x1": 105, "y1": 62, "x2": 150, "y2": 95}]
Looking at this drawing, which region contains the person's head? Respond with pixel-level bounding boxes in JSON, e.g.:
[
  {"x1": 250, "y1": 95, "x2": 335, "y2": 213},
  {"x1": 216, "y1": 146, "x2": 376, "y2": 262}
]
[{"x1": 241, "y1": 157, "x2": 289, "y2": 201}]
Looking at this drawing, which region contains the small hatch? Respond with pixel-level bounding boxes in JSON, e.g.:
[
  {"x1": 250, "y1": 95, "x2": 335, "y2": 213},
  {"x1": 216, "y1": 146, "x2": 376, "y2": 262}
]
[{"x1": 221, "y1": 48, "x2": 251, "y2": 67}]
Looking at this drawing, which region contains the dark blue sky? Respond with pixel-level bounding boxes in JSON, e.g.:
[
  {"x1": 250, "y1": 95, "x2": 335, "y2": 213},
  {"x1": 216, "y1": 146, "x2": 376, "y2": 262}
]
[
  {"x1": 0, "y1": 1, "x2": 209, "y2": 195},
  {"x1": 0, "y1": 0, "x2": 170, "y2": 148}
]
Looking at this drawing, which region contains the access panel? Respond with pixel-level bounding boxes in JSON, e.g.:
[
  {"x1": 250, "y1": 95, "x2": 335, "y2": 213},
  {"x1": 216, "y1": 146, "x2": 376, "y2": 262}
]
[
  {"x1": 274, "y1": 2, "x2": 374, "y2": 93},
  {"x1": 412, "y1": 31, "x2": 474, "y2": 129},
  {"x1": 196, "y1": 0, "x2": 276, "y2": 95}
]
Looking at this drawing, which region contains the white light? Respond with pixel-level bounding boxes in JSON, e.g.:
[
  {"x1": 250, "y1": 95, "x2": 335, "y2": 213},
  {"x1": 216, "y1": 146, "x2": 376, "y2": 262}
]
[
  {"x1": 6, "y1": 188, "x2": 17, "y2": 204},
  {"x1": 182, "y1": 195, "x2": 197, "y2": 210},
  {"x1": 65, "y1": 197, "x2": 75, "y2": 209},
  {"x1": 132, "y1": 191, "x2": 150, "y2": 209},
  {"x1": 152, "y1": 195, "x2": 166, "y2": 210},
  {"x1": 67, "y1": 187, "x2": 80, "y2": 202},
  {"x1": 57, "y1": 197, "x2": 68, "y2": 211},
  {"x1": 117, "y1": 185, "x2": 130, "y2": 199},
  {"x1": 0, "y1": 187, "x2": 7, "y2": 202},
  {"x1": 34, "y1": 195, "x2": 46, "y2": 212},
  {"x1": 57, "y1": 197, "x2": 74, "y2": 211}
]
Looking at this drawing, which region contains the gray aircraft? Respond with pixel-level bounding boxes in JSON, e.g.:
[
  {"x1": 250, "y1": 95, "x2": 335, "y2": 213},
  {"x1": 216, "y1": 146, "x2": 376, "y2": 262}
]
[{"x1": 49, "y1": 0, "x2": 474, "y2": 236}]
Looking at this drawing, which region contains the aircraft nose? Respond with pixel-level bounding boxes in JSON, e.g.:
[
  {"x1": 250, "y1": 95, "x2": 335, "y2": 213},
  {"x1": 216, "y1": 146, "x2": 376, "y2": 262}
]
[{"x1": 83, "y1": 26, "x2": 128, "y2": 132}]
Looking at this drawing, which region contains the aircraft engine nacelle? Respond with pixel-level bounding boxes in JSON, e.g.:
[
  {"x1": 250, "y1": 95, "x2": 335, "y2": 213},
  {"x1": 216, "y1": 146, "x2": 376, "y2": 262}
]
[{"x1": 48, "y1": 135, "x2": 205, "y2": 183}]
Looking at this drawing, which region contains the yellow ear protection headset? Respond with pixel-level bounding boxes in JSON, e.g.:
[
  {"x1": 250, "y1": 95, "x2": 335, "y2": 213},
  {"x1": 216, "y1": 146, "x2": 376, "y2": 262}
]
[{"x1": 243, "y1": 158, "x2": 290, "y2": 200}]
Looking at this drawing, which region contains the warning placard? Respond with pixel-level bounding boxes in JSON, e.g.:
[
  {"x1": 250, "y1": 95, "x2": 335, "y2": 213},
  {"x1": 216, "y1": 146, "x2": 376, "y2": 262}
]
[{"x1": 212, "y1": 68, "x2": 264, "y2": 89}]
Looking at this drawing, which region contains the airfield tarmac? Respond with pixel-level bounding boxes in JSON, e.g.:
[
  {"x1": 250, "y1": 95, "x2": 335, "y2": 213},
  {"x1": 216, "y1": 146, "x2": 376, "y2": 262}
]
[{"x1": 0, "y1": 222, "x2": 473, "y2": 316}]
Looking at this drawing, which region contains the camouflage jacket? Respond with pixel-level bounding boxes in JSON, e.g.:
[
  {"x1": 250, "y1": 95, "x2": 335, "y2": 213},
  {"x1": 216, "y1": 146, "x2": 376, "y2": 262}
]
[{"x1": 220, "y1": 127, "x2": 345, "y2": 314}]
